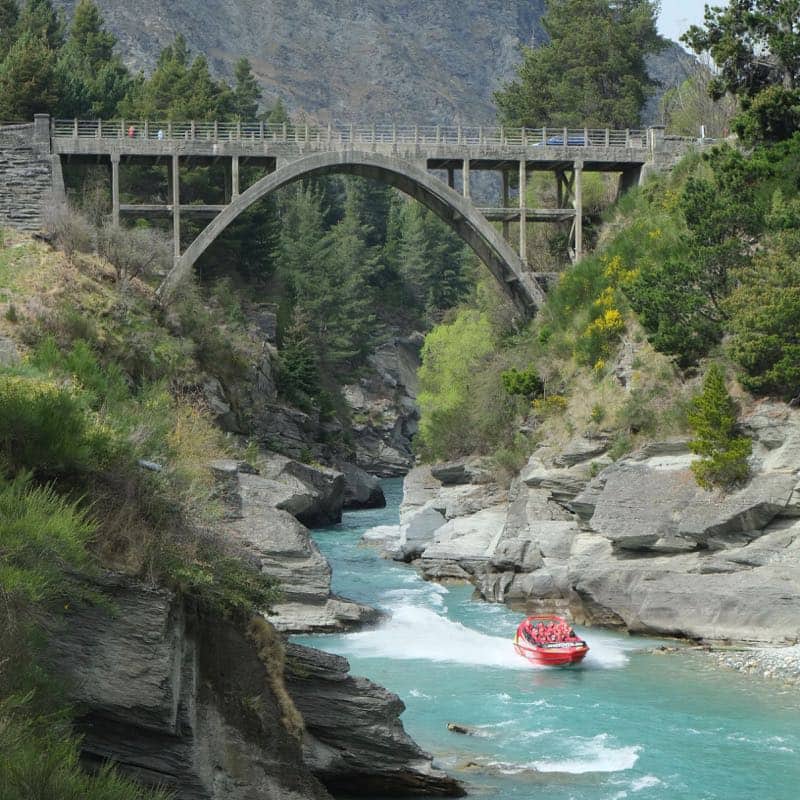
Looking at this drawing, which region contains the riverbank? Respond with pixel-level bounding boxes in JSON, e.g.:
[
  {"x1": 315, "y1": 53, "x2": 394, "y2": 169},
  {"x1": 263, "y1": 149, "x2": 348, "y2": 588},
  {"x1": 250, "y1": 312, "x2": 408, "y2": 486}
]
[
  {"x1": 712, "y1": 644, "x2": 800, "y2": 684},
  {"x1": 381, "y1": 408, "x2": 800, "y2": 646},
  {"x1": 302, "y1": 480, "x2": 800, "y2": 800}
]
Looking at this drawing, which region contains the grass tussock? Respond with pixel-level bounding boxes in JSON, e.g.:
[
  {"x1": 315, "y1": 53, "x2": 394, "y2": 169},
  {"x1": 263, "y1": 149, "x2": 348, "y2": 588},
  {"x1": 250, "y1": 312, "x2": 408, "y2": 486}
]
[{"x1": 247, "y1": 617, "x2": 305, "y2": 741}]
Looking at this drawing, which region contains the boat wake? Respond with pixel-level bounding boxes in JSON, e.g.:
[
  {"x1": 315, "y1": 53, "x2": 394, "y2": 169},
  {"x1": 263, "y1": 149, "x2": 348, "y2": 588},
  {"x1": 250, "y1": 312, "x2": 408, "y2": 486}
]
[{"x1": 333, "y1": 605, "x2": 531, "y2": 669}]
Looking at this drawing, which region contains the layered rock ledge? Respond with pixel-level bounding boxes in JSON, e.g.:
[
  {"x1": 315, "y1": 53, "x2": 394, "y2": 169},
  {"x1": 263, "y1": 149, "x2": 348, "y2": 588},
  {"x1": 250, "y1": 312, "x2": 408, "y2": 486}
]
[
  {"x1": 285, "y1": 644, "x2": 465, "y2": 797},
  {"x1": 390, "y1": 403, "x2": 800, "y2": 644}
]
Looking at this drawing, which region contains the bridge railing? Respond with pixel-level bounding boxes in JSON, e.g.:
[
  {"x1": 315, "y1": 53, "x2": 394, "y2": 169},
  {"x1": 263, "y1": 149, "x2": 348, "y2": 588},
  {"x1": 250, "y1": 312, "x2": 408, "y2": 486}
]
[{"x1": 52, "y1": 119, "x2": 649, "y2": 149}]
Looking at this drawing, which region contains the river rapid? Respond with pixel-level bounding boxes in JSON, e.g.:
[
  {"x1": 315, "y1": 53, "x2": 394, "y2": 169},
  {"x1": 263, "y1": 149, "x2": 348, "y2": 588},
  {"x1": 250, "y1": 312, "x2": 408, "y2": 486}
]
[{"x1": 296, "y1": 479, "x2": 800, "y2": 800}]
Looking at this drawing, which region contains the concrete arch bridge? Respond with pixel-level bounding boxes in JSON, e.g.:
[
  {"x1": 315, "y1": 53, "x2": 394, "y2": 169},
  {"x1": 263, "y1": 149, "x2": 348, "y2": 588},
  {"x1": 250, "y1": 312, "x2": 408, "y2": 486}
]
[{"x1": 14, "y1": 117, "x2": 697, "y2": 314}]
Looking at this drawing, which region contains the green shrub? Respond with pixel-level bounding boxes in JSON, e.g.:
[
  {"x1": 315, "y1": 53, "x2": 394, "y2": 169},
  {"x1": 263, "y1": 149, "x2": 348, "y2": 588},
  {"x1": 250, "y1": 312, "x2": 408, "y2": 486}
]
[
  {"x1": 416, "y1": 309, "x2": 496, "y2": 459},
  {"x1": 0, "y1": 472, "x2": 96, "y2": 611},
  {"x1": 164, "y1": 545, "x2": 281, "y2": 617},
  {"x1": 725, "y1": 242, "x2": 800, "y2": 399},
  {"x1": 501, "y1": 366, "x2": 543, "y2": 399},
  {"x1": 0, "y1": 373, "x2": 115, "y2": 479},
  {"x1": 687, "y1": 364, "x2": 752, "y2": 490},
  {"x1": 0, "y1": 697, "x2": 170, "y2": 800}
]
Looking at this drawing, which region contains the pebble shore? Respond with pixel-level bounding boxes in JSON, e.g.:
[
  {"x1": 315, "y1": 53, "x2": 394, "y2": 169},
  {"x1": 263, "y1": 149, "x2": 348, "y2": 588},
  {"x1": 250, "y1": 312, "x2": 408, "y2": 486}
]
[{"x1": 713, "y1": 644, "x2": 800, "y2": 684}]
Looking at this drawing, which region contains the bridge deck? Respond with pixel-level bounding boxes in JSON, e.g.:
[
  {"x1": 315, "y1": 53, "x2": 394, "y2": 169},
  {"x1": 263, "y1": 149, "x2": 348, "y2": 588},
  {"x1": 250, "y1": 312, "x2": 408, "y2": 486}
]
[{"x1": 52, "y1": 120, "x2": 654, "y2": 168}]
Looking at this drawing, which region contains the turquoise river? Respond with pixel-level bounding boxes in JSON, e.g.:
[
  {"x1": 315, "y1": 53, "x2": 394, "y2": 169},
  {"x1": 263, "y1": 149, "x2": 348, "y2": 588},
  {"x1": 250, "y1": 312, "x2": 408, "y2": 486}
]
[{"x1": 296, "y1": 479, "x2": 800, "y2": 800}]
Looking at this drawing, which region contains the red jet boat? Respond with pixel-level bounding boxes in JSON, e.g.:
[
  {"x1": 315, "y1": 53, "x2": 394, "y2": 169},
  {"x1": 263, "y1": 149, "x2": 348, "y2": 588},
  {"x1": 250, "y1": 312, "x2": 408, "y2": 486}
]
[{"x1": 513, "y1": 614, "x2": 589, "y2": 667}]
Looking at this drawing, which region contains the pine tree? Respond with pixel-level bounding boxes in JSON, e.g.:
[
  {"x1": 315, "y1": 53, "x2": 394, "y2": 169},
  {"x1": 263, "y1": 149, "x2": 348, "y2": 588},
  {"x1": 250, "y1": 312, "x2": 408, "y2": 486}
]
[
  {"x1": 322, "y1": 186, "x2": 380, "y2": 365},
  {"x1": 266, "y1": 97, "x2": 289, "y2": 125},
  {"x1": 18, "y1": 0, "x2": 62, "y2": 50},
  {"x1": 398, "y1": 201, "x2": 430, "y2": 311},
  {"x1": 58, "y1": 0, "x2": 130, "y2": 117},
  {"x1": 68, "y1": 0, "x2": 113, "y2": 65},
  {"x1": 231, "y1": 57, "x2": 260, "y2": 119},
  {"x1": 495, "y1": 0, "x2": 663, "y2": 128},
  {"x1": 0, "y1": 0, "x2": 19, "y2": 59},
  {"x1": 278, "y1": 306, "x2": 321, "y2": 408},
  {"x1": 687, "y1": 363, "x2": 752, "y2": 490},
  {"x1": 0, "y1": 30, "x2": 61, "y2": 119}
]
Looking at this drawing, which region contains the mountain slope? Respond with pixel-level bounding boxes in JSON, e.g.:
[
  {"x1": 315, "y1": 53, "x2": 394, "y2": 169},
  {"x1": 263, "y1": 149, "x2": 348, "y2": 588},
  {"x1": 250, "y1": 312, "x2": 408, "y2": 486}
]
[{"x1": 54, "y1": 0, "x2": 548, "y2": 123}]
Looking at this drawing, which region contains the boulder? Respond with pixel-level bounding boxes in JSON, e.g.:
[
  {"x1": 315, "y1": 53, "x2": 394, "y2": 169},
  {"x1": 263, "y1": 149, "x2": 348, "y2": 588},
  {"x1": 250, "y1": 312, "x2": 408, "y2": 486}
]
[
  {"x1": 520, "y1": 458, "x2": 592, "y2": 503},
  {"x1": 419, "y1": 506, "x2": 507, "y2": 565},
  {"x1": 216, "y1": 466, "x2": 374, "y2": 633},
  {"x1": 400, "y1": 466, "x2": 444, "y2": 520},
  {"x1": 589, "y1": 461, "x2": 797, "y2": 552},
  {"x1": 573, "y1": 556, "x2": 800, "y2": 643},
  {"x1": 335, "y1": 461, "x2": 386, "y2": 509},
  {"x1": 258, "y1": 453, "x2": 345, "y2": 527},
  {"x1": 552, "y1": 435, "x2": 610, "y2": 467},
  {"x1": 743, "y1": 402, "x2": 794, "y2": 450},
  {"x1": 431, "y1": 458, "x2": 494, "y2": 486},
  {"x1": 285, "y1": 644, "x2": 465, "y2": 797},
  {"x1": 396, "y1": 506, "x2": 447, "y2": 560}
]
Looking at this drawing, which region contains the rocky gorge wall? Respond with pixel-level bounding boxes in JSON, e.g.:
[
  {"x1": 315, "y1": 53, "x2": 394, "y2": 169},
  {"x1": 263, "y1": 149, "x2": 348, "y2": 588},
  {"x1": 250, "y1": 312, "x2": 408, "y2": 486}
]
[
  {"x1": 373, "y1": 402, "x2": 800, "y2": 645},
  {"x1": 204, "y1": 310, "x2": 421, "y2": 481},
  {"x1": 42, "y1": 450, "x2": 463, "y2": 799}
]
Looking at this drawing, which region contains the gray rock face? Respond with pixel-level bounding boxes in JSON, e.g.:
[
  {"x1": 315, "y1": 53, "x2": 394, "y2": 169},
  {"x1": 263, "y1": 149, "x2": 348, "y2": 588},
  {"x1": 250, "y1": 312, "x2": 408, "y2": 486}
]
[
  {"x1": 45, "y1": 576, "x2": 330, "y2": 800},
  {"x1": 412, "y1": 410, "x2": 800, "y2": 644},
  {"x1": 335, "y1": 460, "x2": 386, "y2": 509},
  {"x1": 343, "y1": 335, "x2": 422, "y2": 477},
  {"x1": 256, "y1": 452, "x2": 345, "y2": 527},
  {"x1": 285, "y1": 644, "x2": 465, "y2": 797},
  {"x1": 589, "y1": 461, "x2": 797, "y2": 552},
  {"x1": 214, "y1": 460, "x2": 376, "y2": 632}
]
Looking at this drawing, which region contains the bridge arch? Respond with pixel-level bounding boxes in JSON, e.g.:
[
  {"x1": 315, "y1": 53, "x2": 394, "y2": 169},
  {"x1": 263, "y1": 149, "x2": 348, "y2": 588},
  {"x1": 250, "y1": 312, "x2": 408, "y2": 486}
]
[{"x1": 158, "y1": 150, "x2": 546, "y2": 313}]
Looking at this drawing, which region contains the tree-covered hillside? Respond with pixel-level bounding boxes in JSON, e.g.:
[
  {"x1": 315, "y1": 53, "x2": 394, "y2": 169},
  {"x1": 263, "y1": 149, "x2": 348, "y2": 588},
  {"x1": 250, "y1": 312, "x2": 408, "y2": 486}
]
[{"x1": 417, "y1": 0, "x2": 800, "y2": 491}]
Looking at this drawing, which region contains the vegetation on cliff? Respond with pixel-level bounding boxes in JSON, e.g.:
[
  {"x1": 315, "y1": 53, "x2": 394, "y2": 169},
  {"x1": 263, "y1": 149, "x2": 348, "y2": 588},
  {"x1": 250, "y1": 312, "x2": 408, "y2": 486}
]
[
  {"x1": 0, "y1": 231, "x2": 283, "y2": 797},
  {"x1": 419, "y1": 0, "x2": 800, "y2": 476}
]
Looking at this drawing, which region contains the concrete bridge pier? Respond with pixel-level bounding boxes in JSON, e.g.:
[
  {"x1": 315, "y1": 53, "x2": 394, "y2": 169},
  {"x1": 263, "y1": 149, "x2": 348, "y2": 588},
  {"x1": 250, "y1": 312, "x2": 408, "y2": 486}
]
[
  {"x1": 111, "y1": 154, "x2": 120, "y2": 227},
  {"x1": 501, "y1": 170, "x2": 510, "y2": 243},
  {"x1": 170, "y1": 154, "x2": 180, "y2": 260},
  {"x1": 518, "y1": 160, "x2": 527, "y2": 261}
]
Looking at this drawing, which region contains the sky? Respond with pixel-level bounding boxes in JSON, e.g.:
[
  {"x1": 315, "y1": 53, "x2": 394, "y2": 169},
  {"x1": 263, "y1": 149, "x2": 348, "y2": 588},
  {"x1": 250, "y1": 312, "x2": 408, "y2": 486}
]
[{"x1": 658, "y1": 1, "x2": 707, "y2": 44}]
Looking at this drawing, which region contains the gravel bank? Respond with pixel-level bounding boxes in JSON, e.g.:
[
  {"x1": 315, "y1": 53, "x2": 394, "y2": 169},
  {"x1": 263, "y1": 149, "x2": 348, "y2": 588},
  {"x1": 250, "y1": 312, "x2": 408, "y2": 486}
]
[{"x1": 713, "y1": 644, "x2": 800, "y2": 684}]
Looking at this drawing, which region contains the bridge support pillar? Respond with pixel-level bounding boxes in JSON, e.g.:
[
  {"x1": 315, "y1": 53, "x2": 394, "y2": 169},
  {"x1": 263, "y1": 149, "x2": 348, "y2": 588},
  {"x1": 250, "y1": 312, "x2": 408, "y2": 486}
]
[
  {"x1": 110, "y1": 153, "x2": 120, "y2": 227},
  {"x1": 574, "y1": 160, "x2": 583, "y2": 261},
  {"x1": 462, "y1": 159, "x2": 470, "y2": 199},
  {"x1": 502, "y1": 170, "x2": 510, "y2": 243},
  {"x1": 518, "y1": 160, "x2": 527, "y2": 261},
  {"x1": 447, "y1": 166, "x2": 455, "y2": 190},
  {"x1": 170, "y1": 153, "x2": 180, "y2": 260},
  {"x1": 231, "y1": 155, "x2": 240, "y2": 197}
]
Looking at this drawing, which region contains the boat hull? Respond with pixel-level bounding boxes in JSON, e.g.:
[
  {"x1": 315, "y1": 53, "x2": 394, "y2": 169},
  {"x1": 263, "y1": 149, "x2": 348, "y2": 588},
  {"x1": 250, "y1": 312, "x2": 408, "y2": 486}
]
[
  {"x1": 514, "y1": 640, "x2": 589, "y2": 667},
  {"x1": 513, "y1": 614, "x2": 590, "y2": 667}
]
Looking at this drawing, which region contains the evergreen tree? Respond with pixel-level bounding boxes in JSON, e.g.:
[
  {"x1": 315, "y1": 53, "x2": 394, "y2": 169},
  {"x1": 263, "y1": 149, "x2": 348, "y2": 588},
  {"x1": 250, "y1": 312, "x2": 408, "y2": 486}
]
[
  {"x1": 0, "y1": 30, "x2": 61, "y2": 119},
  {"x1": 398, "y1": 201, "x2": 430, "y2": 310},
  {"x1": 277, "y1": 306, "x2": 321, "y2": 408},
  {"x1": 494, "y1": 0, "x2": 663, "y2": 128},
  {"x1": 231, "y1": 57, "x2": 260, "y2": 119},
  {"x1": 687, "y1": 364, "x2": 752, "y2": 490},
  {"x1": 58, "y1": 0, "x2": 130, "y2": 117},
  {"x1": 0, "y1": 0, "x2": 19, "y2": 59},
  {"x1": 17, "y1": 0, "x2": 61, "y2": 50},
  {"x1": 322, "y1": 186, "x2": 380, "y2": 365},
  {"x1": 398, "y1": 202, "x2": 472, "y2": 317},
  {"x1": 120, "y1": 35, "x2": 230, "y2": 120},
  {"x1": 266, "y1": 97, "x2": 289, "y2": 125},
  {"x1": 683, "y1": 1, "x2": 800, "y2": 143}
]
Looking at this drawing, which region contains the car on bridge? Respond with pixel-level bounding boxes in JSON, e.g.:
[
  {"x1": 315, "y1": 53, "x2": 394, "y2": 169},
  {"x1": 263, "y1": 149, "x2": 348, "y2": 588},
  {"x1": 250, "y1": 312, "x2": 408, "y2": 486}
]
[{"x1": 537, "y1": 134, "x2": 587, "y2": 146}]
